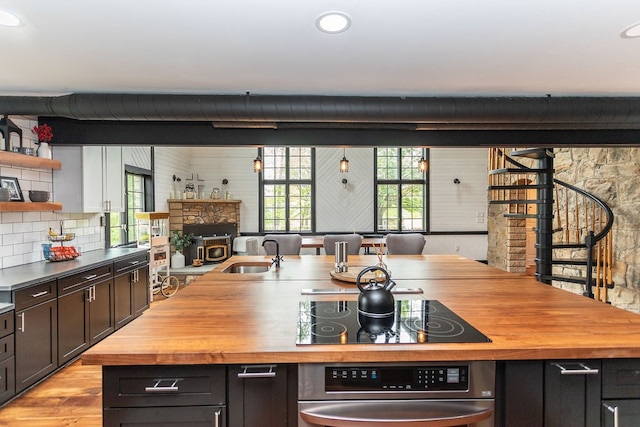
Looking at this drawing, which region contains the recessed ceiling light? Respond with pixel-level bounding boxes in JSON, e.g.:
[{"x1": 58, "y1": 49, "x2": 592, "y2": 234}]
[
  {"x1": 0, "y1": 9, "x2": 21, "y2": 27},
  {"x1": 621, "y1": 21, "x2": 640, "y2": 38},
  {"x1": 316, "y1": 11, "x2": 351, "y2": 34}
]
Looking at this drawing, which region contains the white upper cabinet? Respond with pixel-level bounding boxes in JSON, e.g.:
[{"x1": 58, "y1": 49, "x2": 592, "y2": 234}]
[{"x1": 53, "y1": 146, "x2": 123, "y2": 213}]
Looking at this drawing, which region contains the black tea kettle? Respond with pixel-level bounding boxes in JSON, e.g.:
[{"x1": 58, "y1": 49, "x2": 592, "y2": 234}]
[{"x1": 356, "y1": 266, "x2": 396, "y2": 317}]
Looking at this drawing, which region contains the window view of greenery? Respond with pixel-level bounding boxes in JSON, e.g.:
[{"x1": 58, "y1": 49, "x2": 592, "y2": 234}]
[
  {"x1": 262, "y1": 146, "x2": 313, "y2": 232},
  {"x1": 376, "y1": 147, "x2": 427, "y2": 232},
  {"x1": 109, "y1": 172, "x2": 146, "y2": 247}
]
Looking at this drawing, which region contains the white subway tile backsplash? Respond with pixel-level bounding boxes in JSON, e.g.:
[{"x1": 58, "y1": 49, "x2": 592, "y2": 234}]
[
  {"x1": 13, "y1": 221, "x2": 33, "y2": 233},
  {"x1": 1, "y1": 212, "x2": 24, "y2": 223},
  {"x1": 3, "y1": 233, "x2": 24, "y2": 245}
]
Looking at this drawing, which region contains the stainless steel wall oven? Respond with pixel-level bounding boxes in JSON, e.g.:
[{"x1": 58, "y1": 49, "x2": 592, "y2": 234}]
[{"x1": 298, "y1": 361, "x2": 495, "y2": 426}]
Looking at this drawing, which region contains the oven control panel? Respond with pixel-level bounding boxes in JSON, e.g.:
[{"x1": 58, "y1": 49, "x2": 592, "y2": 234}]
[{"x1": 325, "y1": 365, "x2": 469, "y2": 392}]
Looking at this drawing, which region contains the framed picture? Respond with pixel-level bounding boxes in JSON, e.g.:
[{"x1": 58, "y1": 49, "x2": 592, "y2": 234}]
[{"x1": 0, "y1": 176, "x2": 24, "y2": 201}]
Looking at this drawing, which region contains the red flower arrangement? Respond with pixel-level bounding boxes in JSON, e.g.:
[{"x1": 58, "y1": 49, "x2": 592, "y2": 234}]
[{"x1": 32, "y1": 124, "x2": 53, "y2": 144}]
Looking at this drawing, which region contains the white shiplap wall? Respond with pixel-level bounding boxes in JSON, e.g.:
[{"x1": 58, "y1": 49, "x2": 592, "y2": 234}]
[
  {"x1": 316, "y1": 147, "x2": 374, "y2": 232},
  {"x1": 429, "y1": 148, "x2": 488, "y2": 232}
]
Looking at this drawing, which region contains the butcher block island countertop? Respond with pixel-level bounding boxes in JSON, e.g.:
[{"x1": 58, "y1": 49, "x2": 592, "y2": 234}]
[{"x1": 82, "y1": 255, "x2": 640, "y2": 366}]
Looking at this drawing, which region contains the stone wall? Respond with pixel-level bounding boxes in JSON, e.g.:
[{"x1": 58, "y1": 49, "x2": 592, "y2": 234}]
[
  {"x1": 168, "y1": 199, "x2": 241, "y2": 251},
  {"x1": 488, "y1": 148, "x2": 640, "y2": 313}
]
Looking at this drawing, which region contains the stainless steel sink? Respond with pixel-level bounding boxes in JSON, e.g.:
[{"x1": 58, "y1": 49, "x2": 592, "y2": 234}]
[{"x1": 220, "y1": 262, "x2": 272, "y2": 273}]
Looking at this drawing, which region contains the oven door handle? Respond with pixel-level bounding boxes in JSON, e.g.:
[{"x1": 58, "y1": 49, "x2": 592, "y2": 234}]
[{"x1": 299, "y1": 400, "x2": 493, "y2": 426}]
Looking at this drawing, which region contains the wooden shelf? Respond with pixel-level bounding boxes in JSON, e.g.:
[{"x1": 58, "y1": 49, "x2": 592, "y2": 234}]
[
  {"x1": 0, "y1": 201, "x2": 63, "y2": 212},
  {"x1": 0, "y1": 151, "x2": 61, "y2": 170}
]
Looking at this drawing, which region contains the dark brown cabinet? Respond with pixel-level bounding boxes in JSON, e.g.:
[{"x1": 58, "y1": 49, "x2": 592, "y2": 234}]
[
  {"x1": 228, "y1": 364, "x2": 296, "y2": 427},
  {"x1": 602, "y1": 359, "x2": 640, "y2": 426},
  {"x1": 0, "y1": 310, "x2": 15, "y2": 404},
  {"x1": 114, "y1": 252, "x2": 149, "y2": 329},
  {"x1": 57, "y1": 265, "x2": 114, "y2": 365},
  {"x1": 103, "y1": 365, "x2": 226, "y2": 427},
  {"x1": 544, "y1": 360, "x2": 601, "y2": 427},
  {"x1": 14, "y1": 281, "x2": 58, "y2": 393}
]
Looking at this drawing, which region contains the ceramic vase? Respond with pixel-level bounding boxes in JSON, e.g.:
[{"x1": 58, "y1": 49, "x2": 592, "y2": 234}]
[
  {"x1": 37, "y1": 142, "x2": 52, "y2": 159},
  {"x1": 171, "y1": 250, "x2": 186, "y2": 268}
]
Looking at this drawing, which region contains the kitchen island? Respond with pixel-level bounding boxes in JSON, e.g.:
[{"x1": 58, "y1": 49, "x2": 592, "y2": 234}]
[{"x1": 83, "y1": 255, "x2": 640, "y2": 426}]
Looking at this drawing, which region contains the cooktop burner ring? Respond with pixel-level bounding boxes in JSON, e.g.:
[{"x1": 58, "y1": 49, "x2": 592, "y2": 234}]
[
  {"x1": 309, "y1": 321, "x2": 348, "y2": 339},
  {"x1": 403, "y1": 315, "x2": 466, "y2": 338}
]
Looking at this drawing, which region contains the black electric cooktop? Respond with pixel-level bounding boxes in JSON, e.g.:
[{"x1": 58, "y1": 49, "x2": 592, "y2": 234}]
[{"x1": 296, "y1": 299, "x2": 491, "y2": 345}]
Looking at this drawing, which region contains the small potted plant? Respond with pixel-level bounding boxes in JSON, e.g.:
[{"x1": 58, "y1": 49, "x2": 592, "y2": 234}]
[
  {"x1": 171, "y1": 231, "x2": 194, "y2": 268},
  {"x1": 31, "y1": 123, "x2": 53, "y2": 159}
]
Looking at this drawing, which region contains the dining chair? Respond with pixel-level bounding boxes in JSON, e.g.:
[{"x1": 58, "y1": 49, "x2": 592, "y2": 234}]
[
  {"x1": 262, "y1": 234, "x2": 303, "y2": 255},
  {"x1": 385, "y1": 233, "x2": 426, "y2": 255},
  {"x1": 323, "y1": 234, "x2": 363, "y2": 255},
  {"x1": 245, "y1": 237, "x2": 261, "y2": 255}
]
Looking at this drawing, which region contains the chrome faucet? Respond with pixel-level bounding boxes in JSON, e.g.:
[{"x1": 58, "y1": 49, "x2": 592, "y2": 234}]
[{"x1": 262, "y1": 239, "x2": 283, "y2": 268}]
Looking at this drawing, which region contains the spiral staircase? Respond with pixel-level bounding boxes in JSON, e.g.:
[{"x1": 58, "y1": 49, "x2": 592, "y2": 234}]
[{"x1": 488, "y1": 148, "x2": 614, "y2": 303}]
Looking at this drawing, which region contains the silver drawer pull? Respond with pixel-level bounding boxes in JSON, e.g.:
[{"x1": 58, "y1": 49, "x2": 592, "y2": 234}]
[
  {"x1": 214, "y1": 409, "x2": 221, "y2": 427},
  {"x1": 31, "y1": 290, "x2": 48, "y2": 298},
  {"x1": 129, "y1": 260, "x2": 140, "y2": 265},
  {"x1": 603, "y1": 403, "x2": 619, "y2": 427},
  {"x1": 144, "y1": 378, "x2": 182, "y2": 392},
  {"x1": 552, "y1": 362, "x2": 599, "y2": 375},
  {"x1": 83, "y1": 274, "x2": 98, "y2": 280},
  {"x1": 237, "y1": 365, "x2": 276, "y2": 378}
]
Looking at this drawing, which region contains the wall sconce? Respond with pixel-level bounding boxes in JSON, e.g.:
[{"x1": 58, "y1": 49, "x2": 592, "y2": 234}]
[
  {"x1": 253, "y1": 156, "x2": 262, "y2": 173},
  {"x1": 342, "y1": 178, "x2": 348, "y2": 189},
  {"x1": 339, "y1": 148, "x2": 349, "y2": 173},
  {"x1": 418, "y1": 156, "x2": 428, "y2": 172}
]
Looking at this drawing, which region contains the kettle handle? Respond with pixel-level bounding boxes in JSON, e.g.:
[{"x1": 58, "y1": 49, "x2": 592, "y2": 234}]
[{"x1": 356, "y1": 266, "x2": 390, "y2": 292}]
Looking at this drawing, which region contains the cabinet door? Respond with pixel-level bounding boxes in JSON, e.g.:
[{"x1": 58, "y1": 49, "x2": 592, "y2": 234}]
[
  {"x1": 104, "y1": 146, "x2": 123, "y2": 212},
  {"x1": 544, "y1": 360, "x2": 601, "y2": 427},
  {"x1": 0, "y1": 356, "x2": 15, "y2": 405},
  {"x1": 82, "y1": 146, "x2": 104, "y2": 212},
  {"x1": 133, "y1": 266, "x2": 150, "y2": 317},
  {"x1": 602, "y1": 399, "x2": 640, "y2": 426},
  {"x1": 104, "y1": 406, "x2": 225, "y2": 427},
  {"x1": 228, "y1": 364, "x2": 289, "y2": 427},
  {"x1": 114, "y1": 272, "x2": 134, "y2": 329},
  {"x1": 58, "y1": 287, "x2": 90, "y2": 365},
  {"x1": 89, "y1": 278, "x2": 115, "y2": 343},
  {"x1": 15, "y1": 299, "x2": 58, "y2": 393}
]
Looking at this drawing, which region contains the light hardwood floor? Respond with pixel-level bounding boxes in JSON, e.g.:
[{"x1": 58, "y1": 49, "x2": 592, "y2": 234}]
[{"x1": 0, "y1": 291, "x2": 175, "y2": 426}]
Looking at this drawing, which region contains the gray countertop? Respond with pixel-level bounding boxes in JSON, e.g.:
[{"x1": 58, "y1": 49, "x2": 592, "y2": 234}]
[
  {"x1": 0, "y1": 248, "x2": 148, "y2": 293},
  {"x1": 0, "y1": 302, "x2": 13, "y2": 314}
]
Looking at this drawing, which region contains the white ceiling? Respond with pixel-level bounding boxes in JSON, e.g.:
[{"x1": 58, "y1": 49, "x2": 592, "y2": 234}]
[{"x1": 1, "y1": 1, "x2": 640, "y2": 98}]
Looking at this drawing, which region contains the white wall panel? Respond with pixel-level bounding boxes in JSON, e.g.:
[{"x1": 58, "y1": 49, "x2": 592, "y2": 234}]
[
  {"x1": 429, "y1": 148, "x2": 488, "y2": 232},
  {"x1": 316, "y1": 147, "x2": 374, "y2": 233},
  {"x1": 189, "y1": 147, "x2": 259, "y2": 233},
  {"x1": 153, "y1": 146, "x2": 191, "y2": 212},
  {"x1": 123, "y1": 146, "x2": 151, "y2": 170}
]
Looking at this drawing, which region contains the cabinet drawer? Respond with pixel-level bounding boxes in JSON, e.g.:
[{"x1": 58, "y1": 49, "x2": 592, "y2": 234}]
[
  {"x1": 104, "y1": 405, "x2": 226, "y2": 427},
  {"x1": 603, "y1": 359, "x2": 640, "y2": 398},
  {"x1": 58, "y1": 265, "x2": 113, "y2": 296},
  {"x1": 0, "y1": 311, "x2": 14, "y2": 338},
  {"x1": 0, "y1": 334, "x2": 14, "y2": 363},
  {"x1": 114, "y1": 253, "x2": 148, "y2": 275},
  {"x1": 15, "y1": 281, "x2": 56, "y2": 310},
  {"x1": 103, "y1": 365, "x2": 226, "y2": 408}
]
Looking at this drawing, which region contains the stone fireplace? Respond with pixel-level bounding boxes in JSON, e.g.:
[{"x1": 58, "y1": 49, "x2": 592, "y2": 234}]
[{"x1": 168, "y1": 199, "x2": 241, "y2": 264}]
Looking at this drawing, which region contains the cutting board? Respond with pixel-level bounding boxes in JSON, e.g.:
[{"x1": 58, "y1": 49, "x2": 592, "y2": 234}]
[{"x1": 329, "y1": 266, "x2": 386, "y2": 284}]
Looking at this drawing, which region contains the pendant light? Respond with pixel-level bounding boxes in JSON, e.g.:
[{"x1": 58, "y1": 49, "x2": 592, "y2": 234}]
[
  {"x1": 418, "y1": 156, "x2": 428, "y2": 172},
  {"x1": 253, "y1": 156, "x2": 262, "y2": 173},
  {"x1": 339, "y1": 148, "x2": 349, "y2": 173}
]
